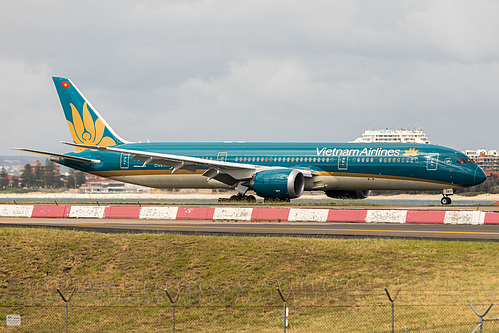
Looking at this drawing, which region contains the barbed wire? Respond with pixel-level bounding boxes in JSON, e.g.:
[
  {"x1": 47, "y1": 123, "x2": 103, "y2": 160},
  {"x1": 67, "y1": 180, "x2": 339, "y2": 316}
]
[{"x1": 1, "y1": 279, "x2": 497, "y2": 306}]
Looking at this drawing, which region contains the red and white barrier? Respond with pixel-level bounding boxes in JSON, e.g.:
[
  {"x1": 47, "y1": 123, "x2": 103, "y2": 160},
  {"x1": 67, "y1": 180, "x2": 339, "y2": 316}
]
[
  {"x1": 288, "y1": 208, "x2": 329, "y2": 222},
  {"x1": 443, "y1": 211, "x2": 484, "y2": 225},
  {"x1": 0, "y1": 205, "x2": 34, "y2": 218},
  {"x1": 32, "y1": 205, "x2": 70, "y2": 218},
  {"x1": 365, "y1": 210, "x2": 408, "y2": 224},
  {"x1": 406, "y1": 211, "x2": 446, "y2": 224},
  {"x1": 1, "y1": 204, "x2": 499, "y2": 225},
  {"x1": 213, "y1": 207, "x2": 253, "y2": 221},
  {"x1": 139, "y1": 207, "x2": 179, "y2": 220},
  {"x1": 69, "y1": 206, "x2": 106, "y2": 219}
]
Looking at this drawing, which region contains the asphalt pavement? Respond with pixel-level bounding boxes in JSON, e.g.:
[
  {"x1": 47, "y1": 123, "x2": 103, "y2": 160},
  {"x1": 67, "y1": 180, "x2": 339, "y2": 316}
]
[{"x1": 2, "y1": 217, "x2": 499, "y2": 241}]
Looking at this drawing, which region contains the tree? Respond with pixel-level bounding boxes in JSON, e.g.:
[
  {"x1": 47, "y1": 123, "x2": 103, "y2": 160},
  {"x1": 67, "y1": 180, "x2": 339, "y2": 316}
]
[
  {"x1": 66, "y1": 169, "x2": 87, "y2": 188},
  {"x1": 44, "y1": 160, "x2": 62, "y2": 188},
  {"x1": 33, "y1": 164, "x2": 44, "y2": 188},
  {"x1": 21, "y1": 164, "x2": 35, "y2": 188},
  {"x1": 76, "y1": 171, "x2": 87, "y2": 187},
  {"x1": 0, "y1": 168, "x2": 9, "y2": 189}
]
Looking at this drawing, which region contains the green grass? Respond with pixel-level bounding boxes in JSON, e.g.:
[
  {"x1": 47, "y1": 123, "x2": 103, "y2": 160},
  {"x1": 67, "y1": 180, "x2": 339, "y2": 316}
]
[
  {"x1": 1, "y1": 303, "x2": 497, "y2": 332},
  {"x1": 1, "y1": 227, "x2": 499, "y2": 283},
  {"x1": 2, "y1": 227, "x2": 499, "y2": 331}
]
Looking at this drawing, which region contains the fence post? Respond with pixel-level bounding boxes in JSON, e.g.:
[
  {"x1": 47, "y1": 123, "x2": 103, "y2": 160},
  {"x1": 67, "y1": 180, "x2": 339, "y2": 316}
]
[
  {"x1": 470, "y1": 302, "x2": 499, "y2": 333},
  {"x1": 277, "y1": 287, "x2": 290, "y2": 333},
  {"x1": 385, "y1": 287, "x2": 401, "y2": 333},
  {"x1": 165, "y1": 287, "x2": 180, "y2": 333},
  {"x1": 57, "y1": 288, "x2": 75, "y2": 333}
]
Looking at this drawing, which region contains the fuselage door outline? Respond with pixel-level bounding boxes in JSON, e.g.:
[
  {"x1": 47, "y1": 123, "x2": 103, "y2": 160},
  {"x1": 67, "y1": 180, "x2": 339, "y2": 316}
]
[
  {"x1": 426, "y1": 153, "x2": 439, "y2": 171},
  {"x1": 120, "y1": 153, "x2": 130, "y2": 169},
  {"x1": 217, "y1": 152, "x2": 228, "y2": 162},
  {"x1": 338, "y1": 154, "x2": 348, "y2": 170}
]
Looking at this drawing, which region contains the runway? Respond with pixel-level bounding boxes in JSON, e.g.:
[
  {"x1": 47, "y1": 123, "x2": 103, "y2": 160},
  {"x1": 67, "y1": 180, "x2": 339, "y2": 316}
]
[{"x1": 2, "y1": 217, "x2": 499, "y2": 241}]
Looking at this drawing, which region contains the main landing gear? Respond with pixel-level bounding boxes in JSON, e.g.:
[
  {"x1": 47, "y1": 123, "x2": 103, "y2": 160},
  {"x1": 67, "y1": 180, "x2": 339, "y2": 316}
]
[
  {"x1": 218, "y1": 194, "x2": 257, "y2": 203},
  {"x1": 441, "y1": 189, "x2": 454, "y2": 205},
  {"x1": 217, "y1": 181, "x2": 257, "y2": 202},
  {"x1": 264, "y1": 197, "x2": 290, "y2": 203}
]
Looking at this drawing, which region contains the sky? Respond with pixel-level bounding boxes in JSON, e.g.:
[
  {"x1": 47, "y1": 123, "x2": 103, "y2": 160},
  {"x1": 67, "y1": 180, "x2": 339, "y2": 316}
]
[{"x1": 2, "y1": 0, "x2": 499, "y2": 156}]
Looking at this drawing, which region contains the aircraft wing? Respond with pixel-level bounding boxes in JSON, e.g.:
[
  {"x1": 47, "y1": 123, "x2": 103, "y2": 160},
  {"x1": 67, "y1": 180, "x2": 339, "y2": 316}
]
[
  {"x1": 62, "y1": 142, "x2": 313, "y2": 185},
  {"x1": 13, "y1": 148, "x2": 101, "y2": 164}
]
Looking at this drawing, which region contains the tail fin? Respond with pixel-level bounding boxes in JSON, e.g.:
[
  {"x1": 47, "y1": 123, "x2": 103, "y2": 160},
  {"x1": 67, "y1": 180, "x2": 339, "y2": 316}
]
[{"x1": 52, "y1": 77, "x2": 128, "y2": 150}]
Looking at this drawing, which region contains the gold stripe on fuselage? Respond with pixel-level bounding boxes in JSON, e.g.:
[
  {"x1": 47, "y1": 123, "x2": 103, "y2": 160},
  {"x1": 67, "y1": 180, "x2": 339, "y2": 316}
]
[
  {"x1": 88, "y1": 169, "x2": 461, "y2": 189},
  {"x1": 314, "y1": 171, "x2": 462, "y2": 187}
]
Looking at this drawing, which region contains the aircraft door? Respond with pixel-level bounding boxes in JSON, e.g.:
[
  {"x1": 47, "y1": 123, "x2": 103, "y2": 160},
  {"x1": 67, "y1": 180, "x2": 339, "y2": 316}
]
[
  {"x1": 217, "y1": 152, "x2": 228, "y2": 162},
  {"x1": 120, "y1": 153, "x2": 130, "y2": 169},
  {"x1": 426, "y1": 153, "x2": 439, "y2": 170},
  {"x1": 338, "y1": 154, "x2": 348, "y2": 170}
]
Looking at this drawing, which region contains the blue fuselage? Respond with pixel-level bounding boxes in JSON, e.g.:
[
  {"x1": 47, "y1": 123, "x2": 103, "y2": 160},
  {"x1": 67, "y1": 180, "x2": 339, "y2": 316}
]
[{"x1": 59, "y1": 142, "x2": 486, "y2": 192}]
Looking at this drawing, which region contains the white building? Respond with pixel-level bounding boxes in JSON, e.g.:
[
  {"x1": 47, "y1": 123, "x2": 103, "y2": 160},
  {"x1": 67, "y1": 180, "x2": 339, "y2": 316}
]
[
  {"x1": 353, "y1": 128, "x2": 430, "y2": 144},
  {"x1": 463, "y1": 149, "x2": 499, "y2": 171}
]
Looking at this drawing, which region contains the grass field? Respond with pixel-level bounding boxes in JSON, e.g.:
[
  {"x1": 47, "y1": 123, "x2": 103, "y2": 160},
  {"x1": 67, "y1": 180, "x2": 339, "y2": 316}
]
[
  {"x1": 1, "y1": 226, "x2": 499, "y2": 331},
  {"x1": 1, "y1": 227, "x2": 499, "y2": 283}
]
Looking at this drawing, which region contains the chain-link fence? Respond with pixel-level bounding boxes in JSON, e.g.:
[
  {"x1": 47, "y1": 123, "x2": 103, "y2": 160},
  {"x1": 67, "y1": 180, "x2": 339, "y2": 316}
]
[{"x1": 2, "y1": 279, "x2": 499, "y2": 332}]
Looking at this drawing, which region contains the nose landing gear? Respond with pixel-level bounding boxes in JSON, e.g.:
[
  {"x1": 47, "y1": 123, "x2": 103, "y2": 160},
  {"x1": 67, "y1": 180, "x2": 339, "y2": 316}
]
[
  {"x1": 441, "y1": 189, "x2": 454, "y2": 205},
  {"x1": 441, "y1": 196, "x2": 452, "y2": 205}
]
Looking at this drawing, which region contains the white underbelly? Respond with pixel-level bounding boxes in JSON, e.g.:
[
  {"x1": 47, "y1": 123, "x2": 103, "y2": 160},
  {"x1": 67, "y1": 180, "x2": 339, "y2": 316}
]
[{"x1": 109, "y1": 174, "x2": 233, "y2": 189}]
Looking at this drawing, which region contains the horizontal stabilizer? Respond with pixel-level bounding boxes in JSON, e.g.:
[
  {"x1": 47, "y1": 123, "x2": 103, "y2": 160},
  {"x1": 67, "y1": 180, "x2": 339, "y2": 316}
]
[{"x1": 13, "y1": 148, "x2": 101, "y2": 164}]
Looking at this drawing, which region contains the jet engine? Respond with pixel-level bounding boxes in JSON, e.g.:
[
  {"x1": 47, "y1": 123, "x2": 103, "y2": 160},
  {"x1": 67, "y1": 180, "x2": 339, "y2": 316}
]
[
  {"x1": 324, "y1": 190, "x2": 371, "y2": 199},
  {"x1": 251, "y1": 169, "x2": 305, "y2": 199}
]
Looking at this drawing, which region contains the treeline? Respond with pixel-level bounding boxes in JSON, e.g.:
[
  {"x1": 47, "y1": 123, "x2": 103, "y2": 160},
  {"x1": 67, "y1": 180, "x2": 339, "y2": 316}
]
[{"x1": 0, "y1": 160, "x2": 87, "y2": 190}]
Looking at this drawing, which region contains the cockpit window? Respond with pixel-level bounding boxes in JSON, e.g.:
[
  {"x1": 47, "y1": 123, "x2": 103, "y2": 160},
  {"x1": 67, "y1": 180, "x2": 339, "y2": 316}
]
[{"x1": 457, "y1": 158, "x2": 476, "y2": 164}]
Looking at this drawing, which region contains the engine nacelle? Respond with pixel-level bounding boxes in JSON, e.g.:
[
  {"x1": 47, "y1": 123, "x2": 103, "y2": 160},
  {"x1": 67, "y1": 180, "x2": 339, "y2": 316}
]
[
  {"x1": 251, "y1": 169, "x2": 305, "y2": 199},
  {"x1": 324, "y1": 190, "x2": 371, "y2": 199}
]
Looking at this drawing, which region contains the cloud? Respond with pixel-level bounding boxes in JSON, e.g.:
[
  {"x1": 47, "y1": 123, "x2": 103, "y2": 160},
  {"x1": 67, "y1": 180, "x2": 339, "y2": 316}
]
[
  {"x1": 397, "y1": 0, "x2": 499, "y2": 62},
  {"x1": 0, "y1": 60, "x2": 64, "y2": 153},
  {"x1": 1, "y1": 0, "x2": 499, "y2": 154}
]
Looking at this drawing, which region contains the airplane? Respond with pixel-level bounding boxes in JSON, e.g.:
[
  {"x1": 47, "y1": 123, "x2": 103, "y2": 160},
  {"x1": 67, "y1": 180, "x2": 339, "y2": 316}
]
[{"x1": 15, "y1": 77, "x2": 487, "y2": 205}]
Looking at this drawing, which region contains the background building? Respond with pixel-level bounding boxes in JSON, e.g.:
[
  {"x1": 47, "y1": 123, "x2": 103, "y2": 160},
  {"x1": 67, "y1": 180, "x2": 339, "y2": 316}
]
[
  {"x1": 463, "y1": 149, "x2": 499, "y2": 172},
  {"x1": 353, "y1": 128, "x2": 430, "y2": 144}
]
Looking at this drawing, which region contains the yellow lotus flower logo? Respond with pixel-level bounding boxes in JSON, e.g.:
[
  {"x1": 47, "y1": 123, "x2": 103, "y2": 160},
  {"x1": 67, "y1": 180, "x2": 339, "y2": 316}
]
[
  {"x1": 67, "y1": 102, "x2": 116, "y2": 151},
  {"x1": 403, "y1": 148, "x2": 419, "y2": 157}
]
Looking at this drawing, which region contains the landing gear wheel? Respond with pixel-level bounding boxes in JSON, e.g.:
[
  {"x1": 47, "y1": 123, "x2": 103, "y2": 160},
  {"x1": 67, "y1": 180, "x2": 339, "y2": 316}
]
[
  {"x1": 264, "y1": 197, "x2": 290, "y2": 203},
  {"x1": 441, "y1": 196, "x2": 452, "y2": 205},
  {"x1": 227, "y1": 194, "x2": 257, "y2": 202}
]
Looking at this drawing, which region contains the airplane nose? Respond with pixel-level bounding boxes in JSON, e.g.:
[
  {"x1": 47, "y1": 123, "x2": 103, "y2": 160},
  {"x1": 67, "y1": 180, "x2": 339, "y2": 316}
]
[{"x1": 474, "y1": 166, "x2": 487, "y2": 185}]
